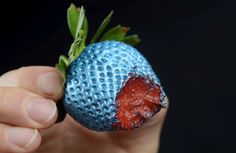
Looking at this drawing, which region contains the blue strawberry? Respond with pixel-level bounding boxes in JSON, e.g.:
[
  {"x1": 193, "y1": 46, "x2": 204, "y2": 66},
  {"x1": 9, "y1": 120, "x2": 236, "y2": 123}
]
[{"x1": 56, "y1": 4, "x2": 166, "y2": 131}]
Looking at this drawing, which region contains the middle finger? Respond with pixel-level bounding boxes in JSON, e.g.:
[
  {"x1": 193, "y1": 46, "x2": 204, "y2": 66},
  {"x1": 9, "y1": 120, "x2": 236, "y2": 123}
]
[{"x1": 0, "y1": 87, "x2": 58, "y2": 129}]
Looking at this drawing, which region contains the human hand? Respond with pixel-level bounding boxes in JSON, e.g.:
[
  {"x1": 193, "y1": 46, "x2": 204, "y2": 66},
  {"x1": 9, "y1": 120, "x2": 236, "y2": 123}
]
[
  {"x1": 0, "y1": 66, "x2": 63, "y2": 153},
  {"x1": 0, "y1": 66, "x2": 168, "y2": 153}
]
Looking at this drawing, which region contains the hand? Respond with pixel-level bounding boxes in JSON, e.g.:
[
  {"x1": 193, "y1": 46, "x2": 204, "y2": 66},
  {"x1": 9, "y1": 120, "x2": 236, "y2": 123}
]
[{"x1": 0, "y1": 66, "x2": 168, "y2": 153}]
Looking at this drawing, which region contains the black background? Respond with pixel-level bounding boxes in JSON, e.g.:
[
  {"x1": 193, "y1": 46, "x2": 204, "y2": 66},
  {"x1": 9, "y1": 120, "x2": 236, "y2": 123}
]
[{"x1": 1, "y1": 0, "x2": 236, "y2": 153}]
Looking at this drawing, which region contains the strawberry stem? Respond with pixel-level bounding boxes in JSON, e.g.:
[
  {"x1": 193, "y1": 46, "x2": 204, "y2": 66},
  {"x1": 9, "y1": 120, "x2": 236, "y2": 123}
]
[{"x1": 56, "y1": 4, "x2": 141, "y2": 82}]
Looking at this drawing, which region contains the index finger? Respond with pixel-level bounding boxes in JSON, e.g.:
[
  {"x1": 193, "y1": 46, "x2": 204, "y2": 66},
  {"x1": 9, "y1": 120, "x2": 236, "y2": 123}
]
[{"x1": 0, "y1": 66, "x2": 64, "y2": 101}]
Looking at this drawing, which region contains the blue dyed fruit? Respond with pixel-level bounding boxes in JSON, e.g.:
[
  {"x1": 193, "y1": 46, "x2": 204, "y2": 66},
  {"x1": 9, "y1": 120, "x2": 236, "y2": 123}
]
[
  {"x1": 64, "y1": 41, "x2": 166, "y2": 131},
  {"x1": 56, "y1": 4, "x2": 166, "y2": 132}
]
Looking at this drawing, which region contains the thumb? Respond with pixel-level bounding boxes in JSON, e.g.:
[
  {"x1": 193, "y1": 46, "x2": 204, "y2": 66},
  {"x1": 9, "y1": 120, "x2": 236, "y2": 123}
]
[
  {"x1": 109, "y1": 97, "x2": 169, "y2": 153},
  {"x1": 66, "y1": 97, "x2": 169, "y2": 153}
]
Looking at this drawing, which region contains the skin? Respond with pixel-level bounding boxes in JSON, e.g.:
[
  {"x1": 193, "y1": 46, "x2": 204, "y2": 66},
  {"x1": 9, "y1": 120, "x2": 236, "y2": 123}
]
[{"x1": 0, "y1": 66, "x2": 168, "y2": 153}]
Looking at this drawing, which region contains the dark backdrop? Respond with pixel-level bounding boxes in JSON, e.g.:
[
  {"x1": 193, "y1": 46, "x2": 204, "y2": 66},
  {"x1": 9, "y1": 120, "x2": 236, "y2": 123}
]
[{"x1": 1, "y1": 0, "x2": 236, "y2": 153}]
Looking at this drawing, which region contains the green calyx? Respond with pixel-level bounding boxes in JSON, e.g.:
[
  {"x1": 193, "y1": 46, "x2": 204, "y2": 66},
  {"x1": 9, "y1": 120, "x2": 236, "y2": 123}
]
[{"x1": 56, "y1": 3, "x2": 141, "y2": 82}]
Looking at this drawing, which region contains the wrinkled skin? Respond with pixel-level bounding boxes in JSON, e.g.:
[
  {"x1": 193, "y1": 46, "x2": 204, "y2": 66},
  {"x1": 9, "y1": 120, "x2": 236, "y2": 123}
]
[{"x1": 0, "y1": 66, "x2": 168, "y2": 153}]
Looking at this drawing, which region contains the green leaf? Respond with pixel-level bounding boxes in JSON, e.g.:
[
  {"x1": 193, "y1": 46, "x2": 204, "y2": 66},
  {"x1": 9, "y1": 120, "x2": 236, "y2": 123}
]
[
  {"x1": 74, "y1": 6, "x2": 85, "y2": 39},
  {"x1": 67, "y1": 4, "x2": 86, "y2": 40},
  {"x1": 58, "y1": 4, "x2": 141, "y2": 86},
  {"x1": 56, "y1": 55, "x2": 69, "y2": 81},
  {"x1": 123, "y1": 34, "x2": 141, "y2": 46},
  {"x1": 74, "y1": 33, "x2": 86, "y2": 59},
  {"x1": 81, "y1": 16, "x2": 88, "y2": 45},
  {"x1": 67, "y1": 4, "x2": 79, "y2": 38},
  {"x1": 68, "y1": 35, "x2": 83, "y2": 62},
  {"x1": 67, "y1": 5, "x2": 87, "y2": 63},
  {"x1": 100, "y1": 25, "x2": 129, "y2": 41},
  {"x1": 90, "y1": 11, "x2": 113, "y2": 44}
]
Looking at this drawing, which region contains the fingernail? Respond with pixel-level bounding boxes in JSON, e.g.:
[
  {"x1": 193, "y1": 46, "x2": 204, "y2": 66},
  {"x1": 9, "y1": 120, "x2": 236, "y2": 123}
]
[
  {"x1": 7, "y1": 128, "x2": 38, "y2": 149},
  {"x1": 27, "y1": 98, "x2": 57, "y2": 124},
  {"x1": 37, "y1": 72, "x2": 63, "y2": 95}
]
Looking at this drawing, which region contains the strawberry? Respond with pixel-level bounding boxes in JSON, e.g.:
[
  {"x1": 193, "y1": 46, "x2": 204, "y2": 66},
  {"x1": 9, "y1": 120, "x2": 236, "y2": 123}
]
[
  {"x1": 115, "y1": 76, "x2": 163, "y2": 130},
  {"x1": 56, "y1": 4, "x2": 166, "y2": 131}
]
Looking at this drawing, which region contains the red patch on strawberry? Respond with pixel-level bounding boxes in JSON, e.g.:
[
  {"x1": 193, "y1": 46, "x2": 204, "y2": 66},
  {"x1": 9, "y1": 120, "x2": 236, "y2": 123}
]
[{"x1": 113, "y1": 76, "x2": 162, "y2": 130}]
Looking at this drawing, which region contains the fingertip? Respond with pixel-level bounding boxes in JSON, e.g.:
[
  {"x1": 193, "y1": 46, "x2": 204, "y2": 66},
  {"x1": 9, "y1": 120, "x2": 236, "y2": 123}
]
[
  {"x1": 35, "y1": 68, "x2": 64, "y2": 101},
  {"x1": 16, "y1": 129, "x2": 42, "y2": 153},
  {"x1": 3, "y1": 125, "x2": 41, "y2": 153},
  {"x1": 164, "y1": 96, "x2": 170, "y2": 109},
  {"x1": 22, "y1": 66, "x2": 65, "y2": 101},
  {"x1": 26, "y1": 129, "x2": 42, "y2": 152},
  {"x1": 26, "y1": 98, "x2": 58, "y2": 127},
  {"x1": 147, "y1": 96, "x2": 169, "y2": 127}
]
